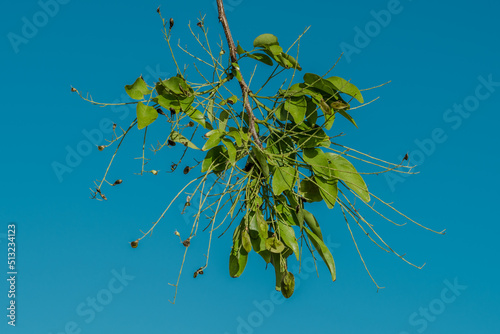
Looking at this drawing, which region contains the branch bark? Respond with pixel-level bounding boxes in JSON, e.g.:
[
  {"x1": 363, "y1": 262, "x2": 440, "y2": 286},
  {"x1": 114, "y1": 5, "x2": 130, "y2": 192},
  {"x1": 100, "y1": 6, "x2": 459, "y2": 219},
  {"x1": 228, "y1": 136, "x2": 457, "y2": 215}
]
[{"x1": 216, "y1": 0, "x2": 263, "y2": 149}]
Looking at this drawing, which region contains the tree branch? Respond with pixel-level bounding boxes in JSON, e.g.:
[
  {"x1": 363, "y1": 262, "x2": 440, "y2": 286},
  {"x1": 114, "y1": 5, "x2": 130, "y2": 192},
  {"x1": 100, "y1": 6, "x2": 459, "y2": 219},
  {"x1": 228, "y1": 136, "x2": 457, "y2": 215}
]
[{"x1": 216, "y1": 0, "x2": 263, "y2": 149}]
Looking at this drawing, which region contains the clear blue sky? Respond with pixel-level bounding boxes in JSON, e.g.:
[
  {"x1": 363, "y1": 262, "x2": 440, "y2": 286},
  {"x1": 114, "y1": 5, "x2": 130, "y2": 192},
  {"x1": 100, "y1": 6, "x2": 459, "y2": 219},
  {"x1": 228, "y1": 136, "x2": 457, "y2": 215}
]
[{"x1": 1, "y1": 0, "x2": 499, "y2": 333}]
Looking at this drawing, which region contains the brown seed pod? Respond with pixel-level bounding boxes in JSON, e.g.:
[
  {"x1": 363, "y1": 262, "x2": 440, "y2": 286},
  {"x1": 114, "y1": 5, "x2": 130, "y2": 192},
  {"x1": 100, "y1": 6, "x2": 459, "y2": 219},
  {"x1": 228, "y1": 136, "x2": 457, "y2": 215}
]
[
  {"x1": 156, "y1": 108, "x2": 166, "y2": 116},
  {"x1": 167, "y1": 140, "x2": 176, "y2": 146},
  {"x1": 112, "y1": 179, "x2": 122, "y2": 186},
  {"x1": 101, "y1": 194, "x2": 107, "y2": 201},
  {"x1": 197, "y1": 21, "x2": 203, "y2": 28},
  {"x1": 182, "y1": 238, "x2": 191, "y2": 247},
  {"x1": 71, "y1": 87, "x2": 77, "y2": 92},
  {"x1": 151, "y1": 170, "x2": 158, "y2": 175},
  {"x1": 170, "y1": 108, "x2": 176, "y2": 117},
  {"x1": 98, "y1": 145, "x2": 105, "y2": 151},
  {"x1": 193, "y1": 271, "x2": 198, "y2": 278},
  {"x1": 169, "y1": 18, "x2": 174, "y2": 29},
  {"x1": 403, "y1": 153, "x2": 409, "y2": 161},
  {"x1": 199, "y1": 270, "x2": 204, "y2": 275},
  {"x1": 112, "y1": 123, "x2": 117, "y2": 130},
  {"x1": 183, "y1": 166, "x2": 191, "y2": 174},
  {"x1": 187, "y1": 121, "x2": 194, "y2": 127},
  {"x1": 130, "y1": 240, "x2": 139, "y2": 248},
  {"x1": 156, "y1": 6, "x2": 160, "y2": 14}
]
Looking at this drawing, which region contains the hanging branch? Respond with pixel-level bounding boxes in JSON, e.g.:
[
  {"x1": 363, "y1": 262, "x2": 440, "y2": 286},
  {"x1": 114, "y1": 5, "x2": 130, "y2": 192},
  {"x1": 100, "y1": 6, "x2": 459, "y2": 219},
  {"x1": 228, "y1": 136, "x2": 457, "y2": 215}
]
[{"x1": 215, "y1": 0, "x2": 263, "y2": 149}]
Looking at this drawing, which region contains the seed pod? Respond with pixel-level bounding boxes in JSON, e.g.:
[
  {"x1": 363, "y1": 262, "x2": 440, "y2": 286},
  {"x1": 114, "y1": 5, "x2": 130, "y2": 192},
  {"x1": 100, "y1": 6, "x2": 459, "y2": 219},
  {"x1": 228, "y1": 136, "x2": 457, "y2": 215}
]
[
  {"x1": 112, "y1": 123, "x2": 117, "y2": 130},
  {"x1": 130, "y1": 240, "x2": 139, "y2": 248},
  {"x1": 156, "y1": 6, "x2": 160, "y2": 14},
  {"x1": 403, "y1": 153, "x2": 409, "y2": 161},
  {"x1": 183, "y1": 166, "x2": 191, "y2": 174},
  {"x1": 187, "y1": 121, "x2": 194, "y2": 127},
  {"x1": 182, "y1": 238, "x2": 191, "y2": 247},
  {"x1": 197, "y1": 21, "x2": 203, "y2": 28},
  {"x1": 71, "y1": 87, "x2": 77, "y2": 92},
  {"x1": 169, "y1": 18, "x2": 174, "y2": 29},
  {"x1": 167, "y1": 139, "x2": 176, "y2": 146},
  {"x1": 156, "y1": 108, "x2": 166, "y2": 116},
  {"x1": 280, "y1": 272, "x2": 295, "y2": 298},
  {"x1": 112, "y1": 179, "x2": 122, "y2": 186},
  {"x1": 193, "y1": 271, "x2": 198, "y2": 278},
  {"x1": 101, "y1": 194, "x2": 107, "y2": 201},
  {"x1": 151, "y1": 170, "x2": 158, "y2": 175},
  {"x1": 174, "y1": 230, "x2": 180, "y2": 237},
  {"x1": 98, "y1": 145, "x2": 105, "y2": 151},
  {"x1": 170, "y1": 108, "x2": 176, "y2": 117},
  {"x1": 199, "y1": 270, "x2": 204, "y2": 275}
]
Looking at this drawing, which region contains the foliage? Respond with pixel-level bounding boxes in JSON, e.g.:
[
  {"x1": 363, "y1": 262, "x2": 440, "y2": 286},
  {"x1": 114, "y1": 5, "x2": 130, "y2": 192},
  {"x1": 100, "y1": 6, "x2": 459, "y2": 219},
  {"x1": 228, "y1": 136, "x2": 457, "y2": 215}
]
[{"x1": 72, "y1": 1, "x2": 444, "y2": 303}]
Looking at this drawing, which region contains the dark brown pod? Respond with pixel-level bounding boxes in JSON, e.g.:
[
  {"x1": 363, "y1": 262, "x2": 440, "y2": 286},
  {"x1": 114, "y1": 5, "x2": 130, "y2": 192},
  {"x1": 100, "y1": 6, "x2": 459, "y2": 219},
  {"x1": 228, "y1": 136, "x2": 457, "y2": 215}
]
[
  {"x1": 156, "y1": 6, "x2": 160, "y2": 14},
  {"x1": 169, "y1": 18, "x2": 174, "y2": 29},
  {"x1": 168, "y1": 140, "x2": 176, "y2": 146},
  {"x1": 182, "y1": 238, "x2": 191, "y2": 247},
  {"x1": 183, "y1": 166, "x2": 191, "y2": 174},
  {"x1": 156, "y1": 108, "x2": 165, "y2": 116},
  {"x1": 112, "y1": 179, "x2": 122, "y2": 186},
  {"x1": 130, "y1": 240, "x2": 139, "y2": 248},
  {"x1": 187, "y1": 121, "x2": 194, "y2": 127}
]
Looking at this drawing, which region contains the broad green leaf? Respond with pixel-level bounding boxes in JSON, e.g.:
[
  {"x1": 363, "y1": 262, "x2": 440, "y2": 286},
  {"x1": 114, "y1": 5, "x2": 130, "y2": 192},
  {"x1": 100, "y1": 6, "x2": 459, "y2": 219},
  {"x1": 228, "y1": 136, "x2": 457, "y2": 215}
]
[
  {"x1": 252, "y1": 147, "x2": 269, "y2": 178},
  {"x1": 285, "y1": 96, "x2": 307, "y2": 124},
  {"x1": 185, "y1": 108, "x2": 208, "y2": 128},
  {"x1": 227, "y1": 129, "x2": 243, "y2": 146},
  {"x1": 266, "y1": 237, "x2": 285, "y2": 253},
  {"x1": 253, "y1": 33, "x2": 279, "y2": 48},
  {"x1": 221, "y1": 138, "x2": 237, "y2": 164},
  {"x1": 303, "y1": 148, "x2": 331, "y2": 177},
  {"x1": 324, "y1": 113, "x2": 335, "y2": 130},
  {"x1": 300, "y1": 178, "x2": 323, "y2": 203},
  {"x1": 303, "y1": 73, "x2": 336, "y2": 96},
  {"x1": 275, "y1": 104, "x2": 290, "y2": 122},
  {"x1": 158, "y1": 76, "x2": 192, "y2": 96},
  {"x1": 241, "y1": 228, "x2": 252, "y2": 254},
  {"x1": 304, "y1": 227, "x2": 336, "y2": 281},
  {"x1": 231, "y1": 63, "x2": 243, "y2": 82},
  {"x1": 276, "y1": 204, "x2": 302, "y2": 229},
  {"x1": 303, "y1": 209, "x2": 323, "y2": 240},
  {"x1": 281, "y1": 272, "x2": 295, "y2": 298},
  {"x1": 304, "y1": 97, "x2": 318, "y2": 126},
  {"x1": 293, "y1": 126, "x2": 330, "y2": 148},
  {"x1": 136, "y1": 102, "x2": 158, "y2": 130},
  {"x1": 326, "y1": 76, "x2": 364, "y2": 103},
  {"x1": 271, "y1": 253, "x2": 286, "y2": 291},
  {"x1": 326, "y1": 153, "x2": 370, "y2": 202},
  {"x1": 314, "y1": 175, "x2": 338, "y2": 209},
  {"x1": 236, "y1": 42, "x2": 245, "y2": 55},
  {"x1": 247, "y1": 52, "x2": 274, "y2": 66},
  {"x1": 277, "y1": 220, "x2": 299, "y2": 260},
  {"x1": 272, "y1": 166, "x2": 296, "y2": 195},
  {"x1": 201, "y1": 145, "x2": 228, "y2": 172},
  {"x1": 229, "y1": 249, "x2": 248, "y2": 278},
  {"x1": 266, "y1": 44, "x2": 283, "y2": 56},
  {"x1": 170, "y1": 131, "x2": 199, "y2": 150},
  {"x1": 219, "y1": 109, "x2": 229, "y2": 131},
  {"x1": 202, "y1": 130, "x2": 224, "y2": 151},
  {"x1": 206, "y1": 97, "x2": 215, "y2": 124},
  {"x1": 125, "y1": 77, "x2": 152, "y2": 100}
]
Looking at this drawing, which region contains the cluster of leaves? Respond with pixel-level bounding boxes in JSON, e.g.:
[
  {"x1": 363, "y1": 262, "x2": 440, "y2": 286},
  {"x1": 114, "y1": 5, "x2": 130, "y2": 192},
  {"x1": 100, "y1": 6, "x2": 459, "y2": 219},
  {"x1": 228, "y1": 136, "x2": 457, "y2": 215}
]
[{"x1": 76, "y1": 8, "x2": 442, "y2": 303}]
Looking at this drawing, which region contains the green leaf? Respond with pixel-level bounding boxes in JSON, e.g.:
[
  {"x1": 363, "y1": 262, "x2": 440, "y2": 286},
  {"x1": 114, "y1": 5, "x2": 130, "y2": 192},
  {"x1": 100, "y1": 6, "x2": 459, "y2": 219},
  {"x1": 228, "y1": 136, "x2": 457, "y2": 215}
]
[
  {"x1": 324, "y1": 113, "x2": 335, "y2": 130},
  {"x1": 136, "y1": 102, "x2": 158, "y2": 130},
  {"x1": 221, "y1": 138, "x2": 237, "y2": 164},
  {"x1": 315, "y1": 175, "x2": 338, "y2": 209},
  {"x1": 247, "y1": 52, "x2": 274, "y2": 66},
  {"x1": 185, "y1": 108, "x2": 208, "y2": 128},
  {"x1": 231, "y1": 63, "x2": 243, "y2": 82},
  {"x1": 202, "y1": 130, "x2": 224, "y2": 151},
  {"x1": 293, "y1": 126, "x2": 330, "y2": 148},
  {"x1": 266, "y1": 44, "x2": 283, "y2": 56},
  {"x1": 201, "y1": 145, "x2": 228, "y2": 172},
  {"x1": 219, "y1": 109, "x2": 230, "y2": 131},
  {"x1": 241, "y1": 228, "x2": 252, "y2": 254},
  {"x1": 303, "y1": 148, "x2": 331, "y2": 177},
  {"x1": 303, "y1": 73, "x2": 336, "y2": 96},
  {"x1": 303, "y1": 209, "x2": 323, "y2": 241},
  {"x1": 253, "y1": 33, "x2": 279, "y2": 48},
  {"x1": 158, "y1": 76, "x2": 193, "y2": 96},
  {"x1": 271, "y1": 253, "x2": 286, "y2": 291},
  {"x1": 280, "y1": 272, "x2": 295, "y2": 298},
  {"x1": 229, "y1": 249, "x2": 248, "y2": 278},
  {"x1": 272, "y1": 166, "x2": 296, "y2": 195},
  {"x1": 285, "y1": 96, "x2": 307, "y2": 124},
  {"x1": 277, "y1": 220, "x2": 299, "y2": 260},
  {"x1": 300, "y1": 178, "x2": 323, "y2": 203},
  {"x1": 170, "y1": 131, "x2": 199, "y2": 150},
  {"x1": 280, "y1": 53, "x2": 302, "y2": 71},
  {"x1": 326, "y1": 153, "x2": 370, "y2": 202},
  {"x1": 275, "y1": 104, "x2": 290, "y2": 122},
  {"x1": 304, "y1": 97, "x2": 318, "y2": 126},
  {"x1": 326, "y1": 76, "x2": 364, "y2": 103},
  {"x1": 236, "y1": 42, "x2": 246, "y2": 55},
  {"x1": 252, "y1": 147, "x2": 269, "y2": 178},
  {"x1": 304, "y1": 227, "x2": 336, "y2": 281},
  {"x1": 266, "y1": 236, "x2": 285, "y2": 253},
  {"x1": 125, "y1": 77, "x2": 152, "y2": 100},
  {"x1": 227, "y1": 129, "x2": 243, "y2": 147},
  {"x1": 206, "y1": 97, "x2": 215, "y2": 124}
]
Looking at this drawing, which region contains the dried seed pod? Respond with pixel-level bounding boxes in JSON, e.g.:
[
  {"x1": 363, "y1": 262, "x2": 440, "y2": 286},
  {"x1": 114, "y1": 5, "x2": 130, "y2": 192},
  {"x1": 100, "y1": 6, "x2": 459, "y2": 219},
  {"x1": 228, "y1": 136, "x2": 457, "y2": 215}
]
[
  {"x1": 101, "y1": 194, "x2": 107, "y2": 201},
  {"x1": 70, "y1": 87, "x2": 77, "y2": 92},
  {"x1": 193, "y1": 271, "x2": 198, "y2": 278},
  {"x1": 156, "y1": 108, "x2": 166, "y2": 116},
  {"x1": 130, "y1": 240, "x2": 139, "y2": 248},
  {"x1": 112, "y1": 123, "x2": 117, "y2": 130},
  {"x1": 197, "y1": 21, "x2": 203, "y2": 28},
  {"x1": 170, "y1": 108, "x2": 176, "y2": 117},
  {"x1": 112, "y1": 179, "x2": 122, "y2": 186},
  {"x1": 156, "y1": 6, "x2": 160, "y2": 14},
  {"x1": 183, "y1": 166, "x2": 191, "y2": 174},
  {"x1": 198, "y1": 270, "x2": 204, "y2": 275},
  {"x1": 167, "y1": 140, "x2": 176, "y2": 146},
  {"x1": 98, "y1": 145, "x2": 105, "y2": 151},
  {"x1": 169, "y1": 18, "x2": 174, "y2": 29},
  {"x1": 403, "y1": 153, "x2": 409, "y2": 161},
  {"x1": 174, "y1": 230, "x2": 180, "y2": 237},
  {"x1": 182, "y1": 238, "x2": 191, "y2": 247},
  {"x1": 187, "y1": 121, "x2": 194, "y2": 127},
  {"x1": 151, "y1": 170, "x2": 158, "y2": 175}
]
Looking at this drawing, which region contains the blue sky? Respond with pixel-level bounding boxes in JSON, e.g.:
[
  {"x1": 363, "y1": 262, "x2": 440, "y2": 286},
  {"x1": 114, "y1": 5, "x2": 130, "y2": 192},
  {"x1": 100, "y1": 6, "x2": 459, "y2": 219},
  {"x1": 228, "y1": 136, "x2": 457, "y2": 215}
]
[{"x1": 1, "y1": 0, "x2": 499, "y2": 333}]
